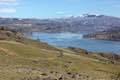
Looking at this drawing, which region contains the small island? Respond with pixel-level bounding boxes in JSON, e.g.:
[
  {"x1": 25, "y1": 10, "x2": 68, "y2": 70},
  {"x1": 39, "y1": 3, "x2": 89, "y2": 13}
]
[{"x1": 83, "y1": 31, "x2": 120, "y2": 41}]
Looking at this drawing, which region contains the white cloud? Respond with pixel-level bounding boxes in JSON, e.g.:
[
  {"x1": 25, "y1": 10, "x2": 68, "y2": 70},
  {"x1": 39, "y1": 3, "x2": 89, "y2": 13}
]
[
  {"x1": 0, "y1": 0, "x2": 18, "y2": 5},
  {"x1": 0, "y1": 8, "x2": 16, "y2": 13},
  {"x1": 0, "y1": 0, "x2": 17, "y2": 2},
  {"x1": 0, "y1": 0, "x2": 19, "y2": 13},
  {"x1": 0, "y1": 2, "x2": 18, "y2": 5}
]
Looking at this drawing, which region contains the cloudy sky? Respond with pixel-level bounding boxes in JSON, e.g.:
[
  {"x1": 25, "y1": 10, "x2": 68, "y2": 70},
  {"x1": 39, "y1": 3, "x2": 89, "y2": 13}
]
[{"x1": 0, "y1": 0, "x2": 120, "y2": 18}]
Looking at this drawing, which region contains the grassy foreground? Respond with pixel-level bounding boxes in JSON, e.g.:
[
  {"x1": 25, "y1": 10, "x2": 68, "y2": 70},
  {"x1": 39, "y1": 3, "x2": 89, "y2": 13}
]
[{"x1": 0, "y1": 29, "x2": 120, "y2": 80}]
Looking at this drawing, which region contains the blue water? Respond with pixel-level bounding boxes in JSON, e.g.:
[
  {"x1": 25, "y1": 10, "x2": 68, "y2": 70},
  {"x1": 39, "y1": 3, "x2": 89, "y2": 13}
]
[{"x1": 31, "y1": 32, "x2": 120, "y2": 54}]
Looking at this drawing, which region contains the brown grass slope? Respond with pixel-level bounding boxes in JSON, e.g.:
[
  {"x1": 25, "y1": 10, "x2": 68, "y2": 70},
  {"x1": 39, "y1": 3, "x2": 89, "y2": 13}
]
[{"x1": 0, "y1": 28, "x2": 120, "y2": 80}]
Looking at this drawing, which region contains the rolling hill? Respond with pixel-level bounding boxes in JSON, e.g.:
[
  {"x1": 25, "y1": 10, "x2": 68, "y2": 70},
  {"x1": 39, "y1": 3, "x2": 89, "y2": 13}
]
[{"x1": 0, "y1": 28, "x2": 120, "y2": 80}]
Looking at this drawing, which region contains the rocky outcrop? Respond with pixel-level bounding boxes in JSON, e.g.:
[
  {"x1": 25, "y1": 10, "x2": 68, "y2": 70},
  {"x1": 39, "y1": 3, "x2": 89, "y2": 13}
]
[
  {"x1": 0, "y1": 27, "x2": 24, "y2": 42},
  {"x1": 98, "y1": 53, "x2": 120, "y2": 63},
  {"x1": 67, "y1": 47, "x2": 88, "y2": 55},
  {"x1": 21, "y1": 71, "x2": 92, "y2": 80},
  {"x1": 68, "y1": 47, "x2": 120, "y2": 64}
]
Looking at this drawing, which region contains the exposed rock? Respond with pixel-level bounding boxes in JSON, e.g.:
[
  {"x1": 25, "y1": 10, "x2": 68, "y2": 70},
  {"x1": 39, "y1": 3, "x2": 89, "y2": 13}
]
[
  {"x1": 68, "y1": 47, "x2": 88, "y2": 55},
  {"x1": 98, "y1": 53, "x2": 120, "y2": 62},
  {"x1": 0, "y1": 27, "x2": 24, "y2": 42}
]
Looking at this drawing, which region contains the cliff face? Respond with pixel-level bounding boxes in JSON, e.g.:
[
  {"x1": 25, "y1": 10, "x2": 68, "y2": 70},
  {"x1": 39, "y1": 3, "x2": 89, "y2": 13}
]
[{"x1": 83, "y1": 31, "x2": 120, "y2": 41}]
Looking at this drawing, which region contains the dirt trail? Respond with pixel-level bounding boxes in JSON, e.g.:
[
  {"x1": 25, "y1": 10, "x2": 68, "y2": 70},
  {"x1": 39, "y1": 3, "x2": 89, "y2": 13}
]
[
  {"x1": 60, "y1": 49, "x2": 100, "y2": 62},
  {"x1": 0, "y1": 40, "x2": 25, "y2": 46},
  {"x1": 0, "y1": 47, "x2": 17, "y2": 56}
]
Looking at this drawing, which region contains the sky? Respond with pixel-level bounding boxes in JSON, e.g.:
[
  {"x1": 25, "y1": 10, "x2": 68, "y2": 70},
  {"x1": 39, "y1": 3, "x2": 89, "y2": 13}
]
[{"x1": 0, "y1": 0, "x2": 120, "y2": 18}]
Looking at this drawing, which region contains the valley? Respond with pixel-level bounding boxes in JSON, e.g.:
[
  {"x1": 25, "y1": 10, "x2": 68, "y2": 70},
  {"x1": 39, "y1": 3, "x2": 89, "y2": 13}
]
[
  {"x1": 0, "y1": 14, "x2": 120, "y2": 80},
  {"x1": 0, "y1": 0, "x2": 120, "y2": 79}
]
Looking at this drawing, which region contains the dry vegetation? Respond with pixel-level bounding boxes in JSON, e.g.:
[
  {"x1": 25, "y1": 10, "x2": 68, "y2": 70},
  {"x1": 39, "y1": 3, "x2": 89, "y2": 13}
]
[{"x1": 0, "y1": 28, "x2": 120, "y2": 80}]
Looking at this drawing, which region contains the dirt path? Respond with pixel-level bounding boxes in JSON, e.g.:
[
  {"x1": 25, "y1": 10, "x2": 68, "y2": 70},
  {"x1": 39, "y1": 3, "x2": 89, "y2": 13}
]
[
  {"x1": 0, "y1": 40, "x2": 25, "y2": 46},
  {"x1": 0, "y1": 47, "x2": 17, "y2": 56},
  {"x1": 60, "y1": 49, "x2": 100, "y2": 62}
]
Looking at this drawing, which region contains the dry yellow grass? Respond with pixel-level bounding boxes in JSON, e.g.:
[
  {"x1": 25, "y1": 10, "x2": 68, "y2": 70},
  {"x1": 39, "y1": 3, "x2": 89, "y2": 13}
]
[
  {"x1": 0, "y1": 39, "x2": 120, "y2": 80},
  {"x1": 0, "y1": 29, "x2": 120, "y2": 80}
]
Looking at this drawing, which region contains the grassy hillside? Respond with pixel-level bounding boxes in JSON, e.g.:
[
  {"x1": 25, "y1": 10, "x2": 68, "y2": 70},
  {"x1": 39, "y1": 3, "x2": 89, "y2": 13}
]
[{"x1": 0, "y1": 29, "x2": 120, "y2": 80}]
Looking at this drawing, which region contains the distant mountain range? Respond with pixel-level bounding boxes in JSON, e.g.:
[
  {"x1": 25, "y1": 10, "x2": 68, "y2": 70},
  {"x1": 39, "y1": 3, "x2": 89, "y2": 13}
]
[{"x1": 0, "y1": 14, "x2": 120, "y2": 33}]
